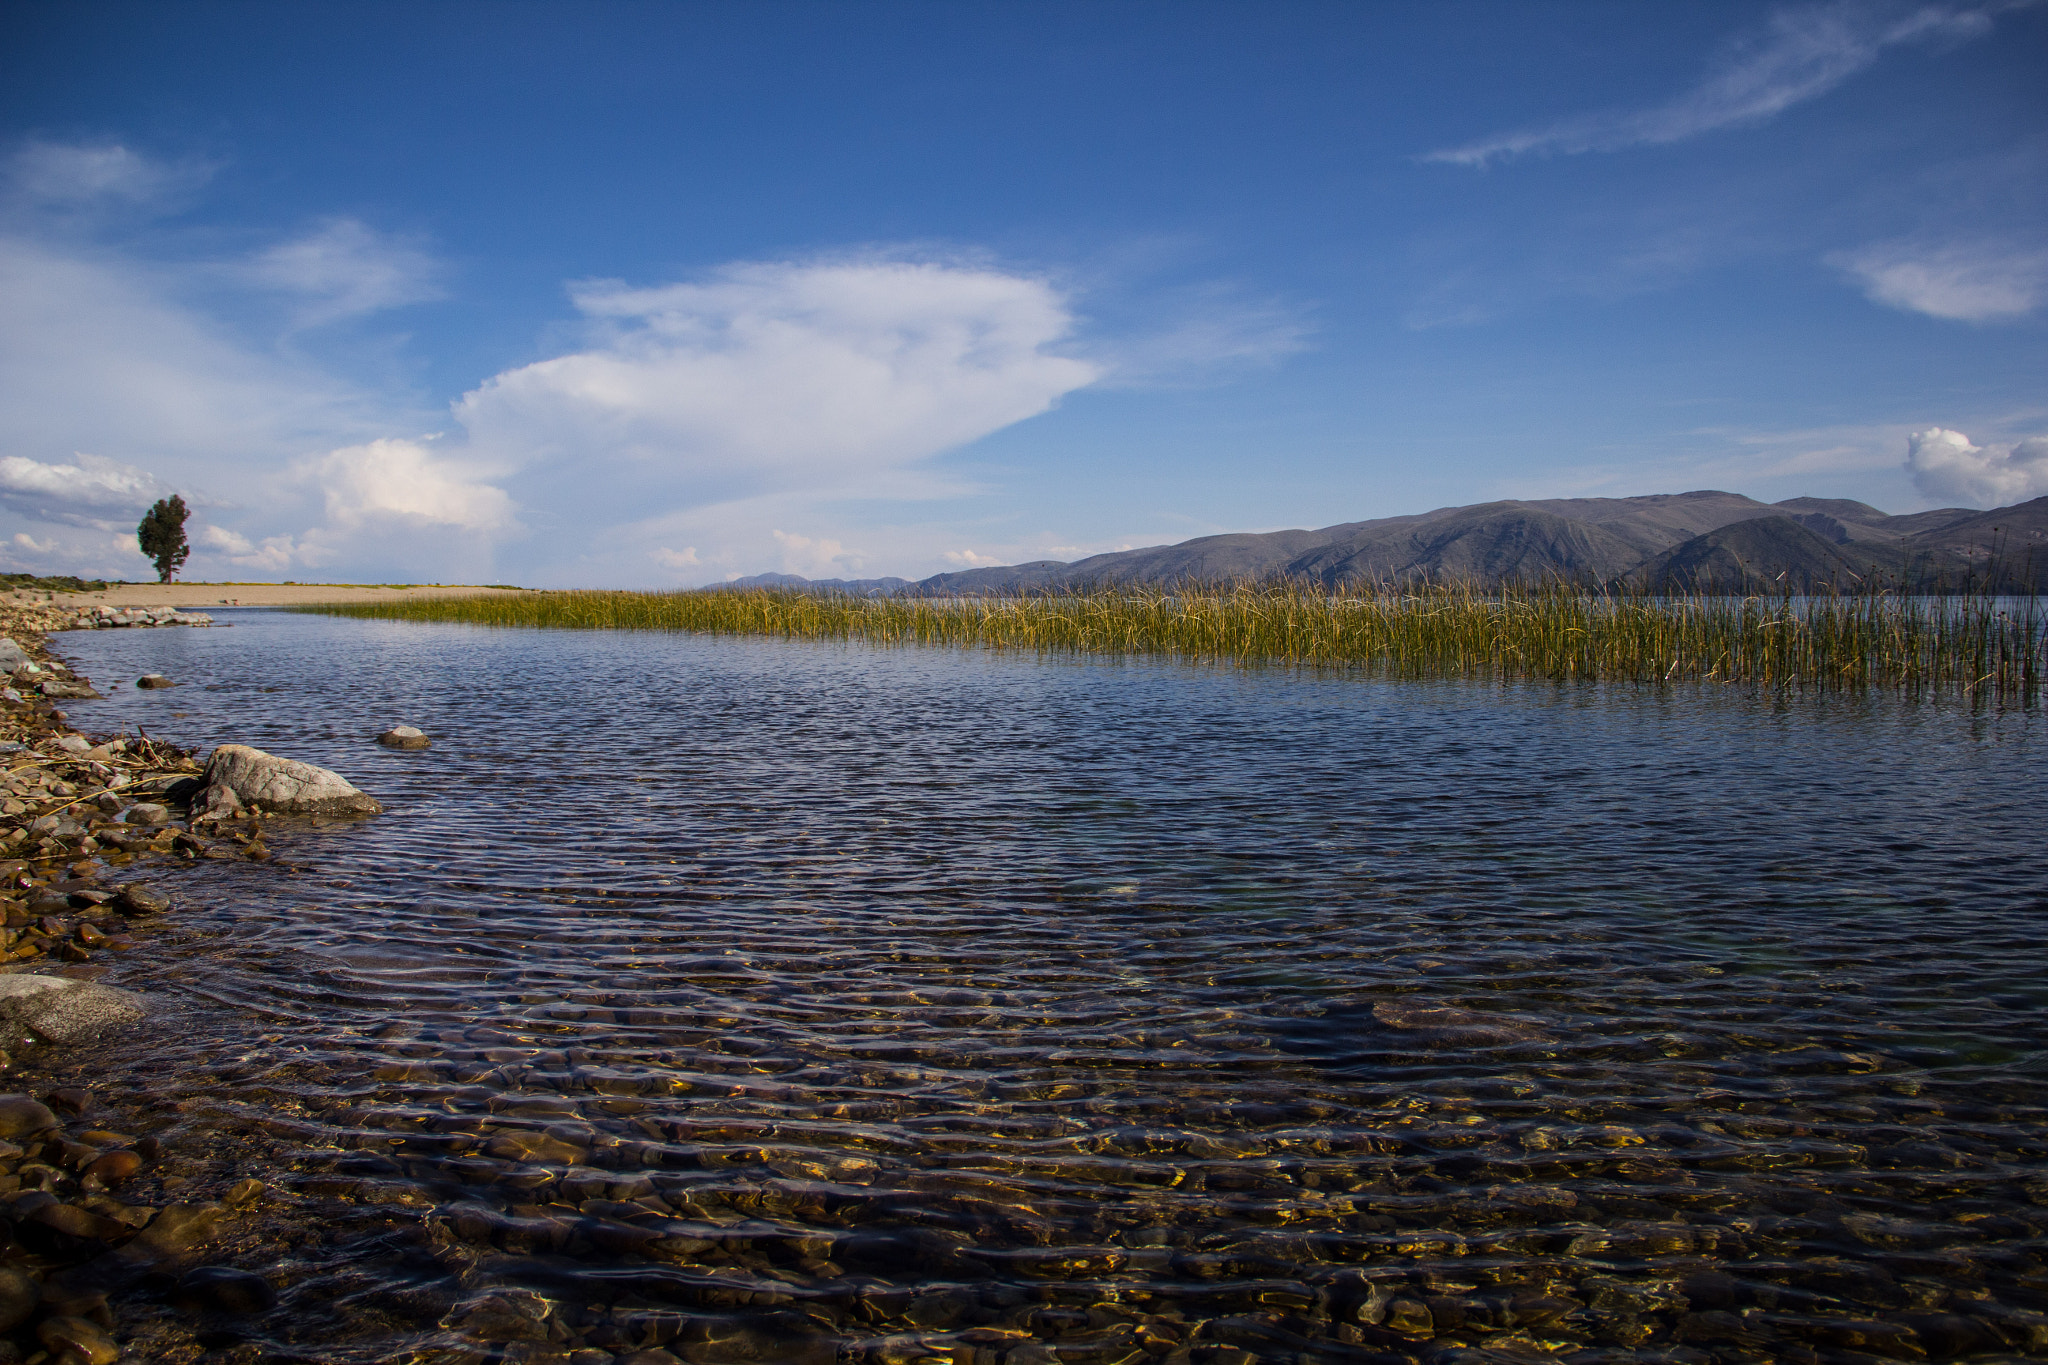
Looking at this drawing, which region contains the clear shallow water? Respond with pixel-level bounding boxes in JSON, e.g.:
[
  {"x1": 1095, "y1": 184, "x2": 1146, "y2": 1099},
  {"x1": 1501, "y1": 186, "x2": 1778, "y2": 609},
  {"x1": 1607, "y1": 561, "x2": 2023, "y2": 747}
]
[{"x1": 39, "y1": 610, "x2": 2048, "y2": 1363}]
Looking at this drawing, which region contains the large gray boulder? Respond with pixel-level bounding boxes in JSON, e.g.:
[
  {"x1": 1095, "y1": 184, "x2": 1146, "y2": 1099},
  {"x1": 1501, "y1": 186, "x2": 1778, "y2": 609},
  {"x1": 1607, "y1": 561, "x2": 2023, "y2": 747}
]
[
  {"x1": 0, "y1": 975, "x2": 145, "y2": 1045},
  {"x1": 200, "y1": 744, "x2": 382, "y2": 817},
  {"x1": 0, "y1": 639, "x2": 28, "y2": 673}
]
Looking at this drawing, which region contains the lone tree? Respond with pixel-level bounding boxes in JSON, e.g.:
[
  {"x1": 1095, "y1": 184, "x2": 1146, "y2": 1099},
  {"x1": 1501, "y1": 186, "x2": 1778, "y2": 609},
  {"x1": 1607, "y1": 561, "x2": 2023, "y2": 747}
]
[{"x1": 137, "y1": 495, "x2": 190, "y2": 583}]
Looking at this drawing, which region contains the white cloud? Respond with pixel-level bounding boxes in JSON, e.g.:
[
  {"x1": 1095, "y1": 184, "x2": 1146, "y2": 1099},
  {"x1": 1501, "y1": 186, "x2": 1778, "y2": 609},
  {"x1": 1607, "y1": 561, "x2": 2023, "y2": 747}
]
[
  {"x1": 309, "y1": 437, "x2": 515, "y2": 533},
  {"x1": 460, "y1": 259, "x2": 1099, "y2": 514},
  {"x1": 770, "y1": 529, "x2": 857, "y2": 577},
  {"x1": 243, "y1": 219, "x2": 444, "y2": 326},
  {"x1": 0, "y1": 141, "x2": 1263, "y2": 585},
  {"x1": 0, "y1": 452, "x2": 167, "y2": 519},
  {"x1": 0, "y1": 236, "x2": 401, "y2": 471},
  {"x1": 1905, "y1": 427, "x2": 2048, "y2": 506},
  {"x1": 191, "y1": 523, "x2": 302, "y2": 572},
  {"x1": 221, "y1": 534, "x2": 301, "y2": 573},
  {"x1": 1833, "y1": 239, "x2": 2048, "y2": 321},
  {"x1": 11, "y1": 533, "x2": 54, "y2": 554},
  {"x1": 1425, "y1": 2, "x2": 2011, "y2": 168},
  {"x1": 1081, "y1": 281, "x2": 1314, "y2": 387},
  {"x1": 942, "y1": 548, "x2": 1002, "y2": 567},
  {"x1": 6, "y1": 139, "x2": 209, "y2": 208}
]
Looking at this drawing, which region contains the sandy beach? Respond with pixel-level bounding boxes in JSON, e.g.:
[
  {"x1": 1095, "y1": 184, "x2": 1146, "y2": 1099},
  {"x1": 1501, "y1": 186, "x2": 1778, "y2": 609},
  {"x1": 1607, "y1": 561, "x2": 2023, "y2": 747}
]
[{"x1": 5, "y1": 582, "x2": 535, "y2": 610}]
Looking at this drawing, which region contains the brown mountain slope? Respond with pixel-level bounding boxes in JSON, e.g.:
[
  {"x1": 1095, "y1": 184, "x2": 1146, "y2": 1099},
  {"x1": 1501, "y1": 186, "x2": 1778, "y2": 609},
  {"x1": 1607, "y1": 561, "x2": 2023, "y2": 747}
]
[
  {"x1": 1898, "y1": 495, "x2": 2048, "y2": 588},
  {"x1": 876, "y1": 491, "x2": 2044, "y2": 595},
  {"x1": 1286, "y1": 504, "x2": 1651, "y2": 585},
  {"x1": 1633, "y1": 517, "x2": 1897, "y2": 591}
]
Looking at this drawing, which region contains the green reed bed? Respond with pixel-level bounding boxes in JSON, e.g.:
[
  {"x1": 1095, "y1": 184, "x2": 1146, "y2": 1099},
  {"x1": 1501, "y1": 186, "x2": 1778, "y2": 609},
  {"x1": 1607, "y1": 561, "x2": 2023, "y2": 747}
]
[{"x1": 301, "y1": 581, "x2": 2044, "y2": 698}]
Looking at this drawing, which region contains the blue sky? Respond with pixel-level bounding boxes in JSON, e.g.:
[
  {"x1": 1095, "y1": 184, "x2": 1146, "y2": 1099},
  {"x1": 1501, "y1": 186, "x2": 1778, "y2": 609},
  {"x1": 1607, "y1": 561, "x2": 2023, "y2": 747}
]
[{"x1": 1, "y1": 1, "x2": 2043, "y2": 586}]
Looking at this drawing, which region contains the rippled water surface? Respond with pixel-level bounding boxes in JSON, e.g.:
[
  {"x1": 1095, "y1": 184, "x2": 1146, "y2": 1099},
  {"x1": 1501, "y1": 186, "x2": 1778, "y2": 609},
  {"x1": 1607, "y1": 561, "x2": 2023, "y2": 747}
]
[{"x1": 42, "y1": 610, "x2": 2048, "y2": 1363}]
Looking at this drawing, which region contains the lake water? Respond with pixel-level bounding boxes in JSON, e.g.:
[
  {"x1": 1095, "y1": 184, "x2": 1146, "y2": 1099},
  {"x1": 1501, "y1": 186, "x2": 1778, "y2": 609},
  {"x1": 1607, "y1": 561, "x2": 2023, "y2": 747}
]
[{"x1": 41, "y1": 609, "x2": 2048, "y2": 1364}]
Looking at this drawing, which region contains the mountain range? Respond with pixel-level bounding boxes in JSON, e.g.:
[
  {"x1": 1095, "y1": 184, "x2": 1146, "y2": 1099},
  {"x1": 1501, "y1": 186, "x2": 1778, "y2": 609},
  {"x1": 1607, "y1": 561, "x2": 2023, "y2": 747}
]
[{"x1": 725, "y1": 490, "x2": 2048, "y2": 595}]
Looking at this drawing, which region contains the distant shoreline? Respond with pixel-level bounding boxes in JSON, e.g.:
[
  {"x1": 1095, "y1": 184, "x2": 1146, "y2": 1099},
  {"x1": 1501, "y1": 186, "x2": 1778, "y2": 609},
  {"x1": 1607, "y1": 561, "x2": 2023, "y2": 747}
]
[{"x1": 7, "y1": 583, "x2": 534, "y2": 610}]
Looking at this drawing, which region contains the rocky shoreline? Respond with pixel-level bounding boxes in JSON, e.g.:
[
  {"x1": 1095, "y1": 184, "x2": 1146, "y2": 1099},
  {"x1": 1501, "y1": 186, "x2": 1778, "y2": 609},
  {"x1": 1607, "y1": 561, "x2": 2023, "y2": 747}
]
[{"x1": 0, "y1": 605, "x2": 323, "y2": 1364}]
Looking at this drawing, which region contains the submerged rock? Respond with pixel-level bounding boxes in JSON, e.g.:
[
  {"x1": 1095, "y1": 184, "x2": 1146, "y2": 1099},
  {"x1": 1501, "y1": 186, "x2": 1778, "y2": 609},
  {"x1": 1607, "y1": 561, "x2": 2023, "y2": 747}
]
[
  {"x1": 176, "y1": 1265, "x2": 276, "y2": 1314},
  {"x1": 376, "y1": 725, "x2": 430, "y2": 750},
  {"x1": 136, "y1": 674, "x2": 175, "y2": 689},
  {"x1": 1371, "y1": 999, "x2": 1546, "y2": 1046},
  {"x1": 199, "y1": 744, "x2": 382, "y2": 817},
  {"x1": 0, "y1": 976, "x2": 145, "y2": 1045}
]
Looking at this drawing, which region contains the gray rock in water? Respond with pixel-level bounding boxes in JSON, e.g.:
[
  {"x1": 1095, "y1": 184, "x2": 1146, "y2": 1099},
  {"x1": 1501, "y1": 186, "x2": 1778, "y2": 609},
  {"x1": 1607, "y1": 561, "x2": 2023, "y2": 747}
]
[
  {"x1": 376, "y1": 725, "x2": 430, "y2": 750},
  {"x1": 0, "y1": 639, "x2": 28, "y2": 673},
  {"x1": 136, "y1": 674, "x2": 175, "y2": 689},
  {"x1": 200, "y1": 744, "x2": 382, "y2": 817},
  {"x1": 0, "y1": 975, "x2": 145, "y2": 1045},
  {"x1": 121, "y1": 803, "x2": 170, "y2": 826},
  {"x1": 39, "y1": 680, "x2": 100, "y2": 700},
  {"x1": 196, "y1": 783, "x2": 243, "y2": 819}
]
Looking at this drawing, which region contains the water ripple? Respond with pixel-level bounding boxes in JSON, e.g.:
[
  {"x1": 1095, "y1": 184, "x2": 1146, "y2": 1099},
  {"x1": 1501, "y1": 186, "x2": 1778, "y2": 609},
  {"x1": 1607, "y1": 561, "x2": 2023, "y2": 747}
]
[{"x1": 35, "y1": 610, "x2": 2048, "y2": 1363}]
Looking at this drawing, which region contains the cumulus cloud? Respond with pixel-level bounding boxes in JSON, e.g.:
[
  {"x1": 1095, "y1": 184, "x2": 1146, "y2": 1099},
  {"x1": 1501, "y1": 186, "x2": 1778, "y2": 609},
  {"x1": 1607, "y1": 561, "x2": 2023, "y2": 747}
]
[
  {"x1": 941, "y1": 548, "x2": 1002, "y2": 567},
  {"x1": 1425, "y1": 2, "x2": 2014, "y2": 168},
  {"x1": 459, "y1": 259, "x2": 1099, "y2": 514},
  {"x1": 309, "y1": 438, "x2": 515, "y2": 532},
  {"x1": 770, "y1": 528, "x2": 858, "y2": 577},
  {"x1": 200, "y1": 525, "x2": 254, "y2": 555},
  {"x1": 196, "y1": 523, "x2": 300, "y2": 571},
  {"x1": 243, "y1": 219, "x2": 445, "y2": 327},
  {"x1": 1905, "y1": 427, "x2": 2048, "y2": 505},
  {"x1": 1833, "y1": 239, "x2": 2048, "y2": 321}
]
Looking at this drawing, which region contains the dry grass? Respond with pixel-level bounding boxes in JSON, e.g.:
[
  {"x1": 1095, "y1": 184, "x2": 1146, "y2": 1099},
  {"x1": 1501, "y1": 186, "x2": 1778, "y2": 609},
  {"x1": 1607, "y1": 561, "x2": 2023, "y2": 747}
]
[{"x1": 299, "y1": 580, "x2": 2044, "y2": 699}]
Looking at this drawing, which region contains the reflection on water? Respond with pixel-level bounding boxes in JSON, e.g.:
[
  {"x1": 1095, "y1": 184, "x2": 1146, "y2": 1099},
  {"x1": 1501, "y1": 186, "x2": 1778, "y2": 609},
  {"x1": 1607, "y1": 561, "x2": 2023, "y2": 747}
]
[{"x1": 40, "y1": 611, "x2": 2048, "y2": 1362}]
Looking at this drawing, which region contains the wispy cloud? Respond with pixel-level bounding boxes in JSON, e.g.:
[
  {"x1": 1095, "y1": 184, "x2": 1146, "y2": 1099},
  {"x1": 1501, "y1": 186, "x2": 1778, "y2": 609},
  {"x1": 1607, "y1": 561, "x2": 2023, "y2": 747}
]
[
  {"x1": 1424, "y1": 2, "x2": 2019, "y2": 168},
  {"x1": 1083, "y1": 281, "x2": 1314, "y2": 388},
  {"x1": 242, "y1": 219, "x2": 445, "y2": 327},
  {"x1": 4, "y1": 138, "x2": 212, "y2": 209},
  {"x1": 1832, "y1": 238, "x2": 2048, "y2": 321}
]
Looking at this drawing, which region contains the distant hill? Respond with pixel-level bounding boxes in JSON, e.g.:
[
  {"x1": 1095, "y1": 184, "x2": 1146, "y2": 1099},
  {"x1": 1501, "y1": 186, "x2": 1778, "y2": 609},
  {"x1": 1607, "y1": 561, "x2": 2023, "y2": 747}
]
[
  {"x1": 735, "y1": 491, "x2": 2048, "y2": 595},
  {"x1": 720, "y1": 571, "x2": 911, "y2": 597}
]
